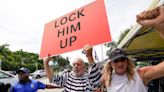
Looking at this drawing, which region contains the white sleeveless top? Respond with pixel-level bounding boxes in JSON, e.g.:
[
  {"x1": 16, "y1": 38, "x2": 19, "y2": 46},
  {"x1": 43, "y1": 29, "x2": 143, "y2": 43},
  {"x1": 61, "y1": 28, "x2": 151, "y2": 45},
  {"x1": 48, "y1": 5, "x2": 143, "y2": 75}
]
[{"x1": 107, "y1": 70, "x2": 148, "y2": 92}]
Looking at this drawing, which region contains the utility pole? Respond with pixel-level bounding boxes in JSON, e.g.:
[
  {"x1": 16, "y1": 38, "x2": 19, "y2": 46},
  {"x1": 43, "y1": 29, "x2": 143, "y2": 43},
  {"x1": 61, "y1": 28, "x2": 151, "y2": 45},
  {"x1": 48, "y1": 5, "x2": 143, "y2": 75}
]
[
  {"x1": 0, "y1": 59, "x2": 1, "y2": 70},
  {"x1": 101, "y1": 45, "x2": 104, "y2": 61},
  {"x1": 21, "y1": 58, "x2": 25, "y2": 66},
  {"x1": 35, "y1": 61, "x2": 38, "y2": 71}
]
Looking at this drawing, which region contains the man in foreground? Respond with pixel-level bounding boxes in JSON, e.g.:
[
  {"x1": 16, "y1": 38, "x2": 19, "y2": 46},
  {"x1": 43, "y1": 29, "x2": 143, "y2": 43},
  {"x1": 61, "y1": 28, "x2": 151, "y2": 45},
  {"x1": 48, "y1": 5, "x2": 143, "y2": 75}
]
[{"x1": 10, "y1": 67, "x2": 58, "y2": 92}]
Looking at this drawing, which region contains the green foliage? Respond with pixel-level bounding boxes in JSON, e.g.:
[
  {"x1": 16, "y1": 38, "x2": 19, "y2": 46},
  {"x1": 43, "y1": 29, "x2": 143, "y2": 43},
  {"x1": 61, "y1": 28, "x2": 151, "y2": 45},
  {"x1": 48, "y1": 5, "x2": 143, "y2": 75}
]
[
  {"x1": 117, "y1": 29, "x2": 130, "y2": 44},
  {"x1": 136, "y1": 62, "x2": 149, "y2": 67},
  {"x1": 0, "y1": 44, "x2": 70, "y2": 73},
  {"x1": 51, "y1": 55, "x2": 70, "y2": 72},
  {"x1": 105, "y1": 28, "x2": 130, "y2": 56},
  {"x1": 105, "y1": 41, "x2": 118, "y2": 56}
]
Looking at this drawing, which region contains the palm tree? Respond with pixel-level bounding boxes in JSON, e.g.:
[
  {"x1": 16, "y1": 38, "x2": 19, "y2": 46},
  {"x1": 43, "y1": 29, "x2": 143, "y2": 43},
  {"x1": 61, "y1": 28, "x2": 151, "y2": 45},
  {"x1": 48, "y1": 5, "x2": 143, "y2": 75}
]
[{"x1": 0, "y1": 44, "x2": 10, "y2": 59}]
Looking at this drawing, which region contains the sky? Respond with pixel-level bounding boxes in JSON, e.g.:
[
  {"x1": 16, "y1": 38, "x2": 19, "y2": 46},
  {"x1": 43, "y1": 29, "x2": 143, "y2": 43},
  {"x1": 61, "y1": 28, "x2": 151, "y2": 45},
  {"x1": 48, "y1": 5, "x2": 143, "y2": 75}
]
[{"x1": 0, "y1": 0, "x2": 156, "y2": 64}]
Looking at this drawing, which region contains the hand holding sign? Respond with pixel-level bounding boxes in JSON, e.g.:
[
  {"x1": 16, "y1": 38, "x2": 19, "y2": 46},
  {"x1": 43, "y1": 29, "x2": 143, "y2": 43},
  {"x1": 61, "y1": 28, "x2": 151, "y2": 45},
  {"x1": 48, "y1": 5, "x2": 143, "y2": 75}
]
[
  {"x1": 43, "y1": 55, "x2": 53, "y2": 65},
  {"x1": 83, "y1": 44, "x2": 93, "y2": 57},
  {"x1": 83, "y1": 44, "x2": 95, "y2": 65}
]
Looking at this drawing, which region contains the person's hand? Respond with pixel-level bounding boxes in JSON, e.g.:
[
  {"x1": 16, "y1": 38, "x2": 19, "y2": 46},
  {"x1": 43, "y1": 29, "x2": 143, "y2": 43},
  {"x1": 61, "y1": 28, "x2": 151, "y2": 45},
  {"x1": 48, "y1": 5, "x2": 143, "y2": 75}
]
[
  {"x1": 94, "y1": 88, "x2": 101, "y2": 92},
  {"x1": 43, "y1": 56, "x2": 53, "y2": 64},
  {"x1": 83, "y1": 44, "x2": 93, "y2": 57},
  {"x1": 136, "y1": 5, "x2": 164, "y2": 27},
  {"x1": 83, "y1": 44, "x2": 95, "y2": 64}
]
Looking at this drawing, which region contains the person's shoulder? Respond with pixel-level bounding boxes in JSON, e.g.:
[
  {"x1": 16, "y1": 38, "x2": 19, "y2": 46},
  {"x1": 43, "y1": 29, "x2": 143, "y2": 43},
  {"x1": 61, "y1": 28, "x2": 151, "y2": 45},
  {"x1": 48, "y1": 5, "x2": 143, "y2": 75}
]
[
  {"x1": 137, "y1": 66, "x2": 152, "y2": 73},
  {"x1": 137, "y1": 66, "x2": 153, "y2": 78},
  {"x1": 12, "y1": 81, "x2": 20, "y2": 86},
  {"x1": 30, "y1": 79, "x2": 40, "y2": 84},
  {"x1": 11, "y1": 81, "x2": 21, "y2": 89}
]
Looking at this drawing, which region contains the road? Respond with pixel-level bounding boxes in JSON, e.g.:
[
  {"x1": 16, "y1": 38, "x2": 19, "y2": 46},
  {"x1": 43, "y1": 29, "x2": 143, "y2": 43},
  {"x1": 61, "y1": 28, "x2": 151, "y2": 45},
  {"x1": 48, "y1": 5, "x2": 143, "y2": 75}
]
[{"x1": 37, "y1": 77, "x2": 63, "y2": 92}]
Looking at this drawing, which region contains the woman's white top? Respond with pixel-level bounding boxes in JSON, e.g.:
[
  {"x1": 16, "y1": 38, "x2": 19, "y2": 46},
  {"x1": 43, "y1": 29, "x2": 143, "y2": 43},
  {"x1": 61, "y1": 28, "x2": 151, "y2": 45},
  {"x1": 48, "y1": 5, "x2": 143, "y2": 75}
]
[{"x1": 107, "y1": 70, "x2": 148, "y2": 92}]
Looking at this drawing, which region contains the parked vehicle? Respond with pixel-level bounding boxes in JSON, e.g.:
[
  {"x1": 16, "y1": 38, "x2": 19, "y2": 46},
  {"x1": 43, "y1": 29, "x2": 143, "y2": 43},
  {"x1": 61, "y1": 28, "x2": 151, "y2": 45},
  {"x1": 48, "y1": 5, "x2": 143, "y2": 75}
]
[
  {"x1": 58, "y1": 69, "x2": 71, "y2": 76},
  {"x1": 6, "y1": 71, "x2": 16, "y2": 75},
  {"x1": 31, "y1": 70, "x2": 46, "y2": 79},
  {"x1": 0, "y1": 70, "x2": 18, "y2": 86}
]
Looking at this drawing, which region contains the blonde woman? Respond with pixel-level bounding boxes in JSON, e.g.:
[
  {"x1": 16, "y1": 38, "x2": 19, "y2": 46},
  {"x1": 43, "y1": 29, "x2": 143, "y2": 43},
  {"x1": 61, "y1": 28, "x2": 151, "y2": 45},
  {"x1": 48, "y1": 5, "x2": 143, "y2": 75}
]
[{"x1": 101, "y1": 48, "x2": 164, "y2": 92}]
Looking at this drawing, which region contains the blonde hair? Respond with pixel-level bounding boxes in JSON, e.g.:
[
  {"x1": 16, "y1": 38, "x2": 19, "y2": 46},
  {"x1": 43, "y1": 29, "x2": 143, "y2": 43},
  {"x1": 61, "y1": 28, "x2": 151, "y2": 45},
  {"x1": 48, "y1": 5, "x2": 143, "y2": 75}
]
[{"x1": 101, "y1": 58, "x2": 135, "y2": 87}]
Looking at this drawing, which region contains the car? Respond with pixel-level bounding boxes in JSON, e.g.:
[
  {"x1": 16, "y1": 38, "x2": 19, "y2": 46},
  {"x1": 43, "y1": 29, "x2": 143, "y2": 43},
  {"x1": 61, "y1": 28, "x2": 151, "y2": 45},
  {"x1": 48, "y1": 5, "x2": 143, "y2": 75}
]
[
  {"x1": 58, "y1": 69, "x2": 71, "y2": 76},
  {"x1": 0, "y1": 70, "x2": 18, "y2": 86},
  {"x1": 6, "y1": 71, "x2": 16, "y2": 75},
  {"x1": 31, "y1": 70, "x2": 46, "y2": 79}
]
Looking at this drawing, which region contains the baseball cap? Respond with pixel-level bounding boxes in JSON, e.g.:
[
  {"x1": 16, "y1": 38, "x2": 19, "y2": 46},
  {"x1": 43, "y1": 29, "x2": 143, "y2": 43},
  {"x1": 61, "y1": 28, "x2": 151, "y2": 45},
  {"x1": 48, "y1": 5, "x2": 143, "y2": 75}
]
[
  {"x1": 16, "y1": 67, "x2": 30, "y2": 74},
  {"x1": 108, "y1": 48, "x2": 127, "y2": 62}
]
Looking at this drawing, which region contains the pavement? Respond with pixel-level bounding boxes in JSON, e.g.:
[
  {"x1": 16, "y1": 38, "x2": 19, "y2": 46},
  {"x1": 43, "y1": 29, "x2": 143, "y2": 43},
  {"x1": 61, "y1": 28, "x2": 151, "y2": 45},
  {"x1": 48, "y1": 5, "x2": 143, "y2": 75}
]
[{"x1": 37, "y1": 77, "x2": 63, "y2": 92}]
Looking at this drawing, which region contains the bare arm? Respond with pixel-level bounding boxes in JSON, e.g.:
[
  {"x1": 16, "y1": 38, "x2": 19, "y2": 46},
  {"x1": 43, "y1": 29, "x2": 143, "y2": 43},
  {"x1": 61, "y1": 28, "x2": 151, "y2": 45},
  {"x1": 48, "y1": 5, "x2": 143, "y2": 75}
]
[
  {"x1": 43, "y1": 57, "x2": 53, "y2": 82},
  {"x1": 83, "y1": 44, "x2": 102, "y2": 91},
  {"x1": 45, "y1": 84, "x2": 61, "y2": 89},
  {"x1": 137, "y1": 5, "x2": 164, "y2": 39},
  {"x1": 83, "y1": 44, "x2": 95, "y2": 64},
  {"x1": 138, "y1": 61, "x2": 164, "y2": 85}
]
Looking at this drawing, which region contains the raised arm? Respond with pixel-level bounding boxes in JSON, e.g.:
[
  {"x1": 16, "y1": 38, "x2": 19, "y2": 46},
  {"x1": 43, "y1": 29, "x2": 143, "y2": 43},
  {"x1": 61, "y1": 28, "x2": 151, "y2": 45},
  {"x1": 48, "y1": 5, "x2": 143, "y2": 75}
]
[
  {"x1": 43, "y1": 57, "x2": 54, "y2": 82},
  {"x1": 83, "y1": 44, "x2": 101, "y2": 91},
  {"x1": 138, "y1": 61, "x2": 164, "y2": 85},
  {"x1": 136, "y1": 5, "x2": 164, "y2": 38},
  {"x1": 44, "y1": 56, "x2": 67, "y2": 87},
  {"x1": 83, "y1": 44, "x2": 95, "y2": 65},
  {"x1": 45, "y1": 84, "x2": 61, "y2": 89}
]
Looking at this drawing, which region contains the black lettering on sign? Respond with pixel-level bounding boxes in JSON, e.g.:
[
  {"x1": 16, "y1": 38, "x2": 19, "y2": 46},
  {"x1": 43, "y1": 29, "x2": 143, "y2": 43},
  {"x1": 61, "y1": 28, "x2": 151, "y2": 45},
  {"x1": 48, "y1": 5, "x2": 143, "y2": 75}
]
[
  {"x1": 60, "y1": 36, "x2": 77, "y2": 48},
  {"x1": 77, "y1": 8, "x2": 85, "y2": 18},
  {"x1": 54, "y1": 8, "x2": 84, "y2": 28},
  {"x1": 70, "y1": 22, "x2": 80, "y2": 33},
  {"x1": 69, "y1": 36, "x2": 76, "y2": 46},
  {"x1": 57, "y1": 22, "x2": 80, "y2": 38},
  {"x1": 69, "y1": 12, "x2": 76, "y2": 21},
  {"x1": 60, "y1": 17, "x2": 67, "y2": 25},
  {"x1": 55, "y1": 21, "x2": 59, "y2": 28}
]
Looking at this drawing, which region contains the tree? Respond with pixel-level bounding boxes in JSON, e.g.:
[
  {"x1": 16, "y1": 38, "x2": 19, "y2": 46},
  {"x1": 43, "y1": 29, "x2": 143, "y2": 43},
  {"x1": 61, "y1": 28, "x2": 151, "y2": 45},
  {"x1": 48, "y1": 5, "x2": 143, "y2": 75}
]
[
  {"x1": 52, "y1": 55, "x2": 70, "y2": 72},
  {"x1": 105, "y1": 28, "x2": 130, "y2": 56},
  {"x1": 117, "y1": 28, "x2": 130, "y2": 44},
  {"x1": 0, "y1": 43, "x2": 71, "y2": 72},
  {"x1": 105, "y1": 41, "x2": 117, "y2": 56},
  {"x1": 0, "y1": 44, "x2": 10, "y2": 59},
  {"x1": 0, "y1": 44, "x2": 14, "y2": 70}
]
